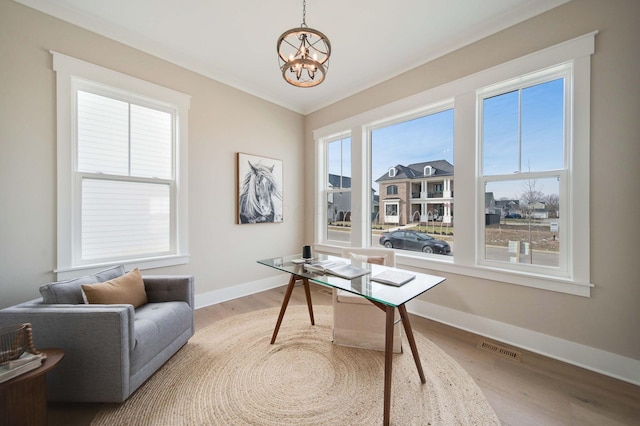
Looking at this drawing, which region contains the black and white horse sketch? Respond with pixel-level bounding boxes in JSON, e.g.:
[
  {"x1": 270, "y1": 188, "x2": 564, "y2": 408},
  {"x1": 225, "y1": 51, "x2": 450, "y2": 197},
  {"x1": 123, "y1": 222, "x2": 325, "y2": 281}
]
[{"x1": 239, "y1": 160, "x2": 282, "y2": 223}]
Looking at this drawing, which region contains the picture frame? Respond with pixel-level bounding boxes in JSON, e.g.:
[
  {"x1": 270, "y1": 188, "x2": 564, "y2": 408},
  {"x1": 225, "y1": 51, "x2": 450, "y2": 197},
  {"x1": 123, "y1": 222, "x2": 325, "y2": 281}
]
[{"x1": 236, "y1": 153, "x2": 283, "y2": 224}]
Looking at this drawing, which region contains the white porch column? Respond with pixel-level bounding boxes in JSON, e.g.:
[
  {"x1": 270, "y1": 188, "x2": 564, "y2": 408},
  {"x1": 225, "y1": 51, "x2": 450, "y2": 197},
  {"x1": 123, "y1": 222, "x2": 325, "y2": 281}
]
[{"x1": 444, "y1": 179, "x2": 452, "y2": 198}]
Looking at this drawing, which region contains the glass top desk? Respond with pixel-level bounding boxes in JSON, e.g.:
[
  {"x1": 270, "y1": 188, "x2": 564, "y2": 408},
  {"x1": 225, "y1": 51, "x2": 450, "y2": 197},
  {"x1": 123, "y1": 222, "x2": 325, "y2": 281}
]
[{"x1": 257, "y1": 253, "x2": 446, "y2": 426}]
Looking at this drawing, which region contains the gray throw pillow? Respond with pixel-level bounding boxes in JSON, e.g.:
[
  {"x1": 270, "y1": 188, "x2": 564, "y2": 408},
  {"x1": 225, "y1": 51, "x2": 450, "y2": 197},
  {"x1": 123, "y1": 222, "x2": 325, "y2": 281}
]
[{"x1": 39, "y1": 265, "x2": 125, "y2": 304}]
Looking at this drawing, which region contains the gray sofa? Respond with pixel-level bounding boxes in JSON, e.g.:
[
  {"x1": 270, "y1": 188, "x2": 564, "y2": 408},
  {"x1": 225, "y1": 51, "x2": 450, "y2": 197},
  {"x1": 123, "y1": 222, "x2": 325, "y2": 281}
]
[{"x1": 0, "y1": 266, "x2": 194, "y2": 402}]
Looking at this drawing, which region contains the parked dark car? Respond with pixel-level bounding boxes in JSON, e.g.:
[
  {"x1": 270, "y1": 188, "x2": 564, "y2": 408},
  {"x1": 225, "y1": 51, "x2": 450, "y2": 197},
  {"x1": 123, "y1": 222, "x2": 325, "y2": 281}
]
[
  {"x1": 379, "y1": 230, "x2": 451, "y2": 254},
  {"x1": 505, "y1": 213, "x2": 522, "y2": 219}
]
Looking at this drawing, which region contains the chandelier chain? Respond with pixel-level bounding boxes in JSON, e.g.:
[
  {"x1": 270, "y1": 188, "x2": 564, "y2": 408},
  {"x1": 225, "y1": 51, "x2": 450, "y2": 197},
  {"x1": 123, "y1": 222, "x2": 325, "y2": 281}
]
[{"x1": 302, "y1": 0, "x2": 307, "y2": 27}]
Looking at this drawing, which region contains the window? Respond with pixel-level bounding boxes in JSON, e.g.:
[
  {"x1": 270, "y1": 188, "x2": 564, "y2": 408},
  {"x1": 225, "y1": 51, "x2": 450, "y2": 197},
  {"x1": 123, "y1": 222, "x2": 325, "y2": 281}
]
[
  {"x1": 325, "y1": 135, "x2": 352, "y2": 242},
  {"x1": 53, "y1": 52, "x2": 191, "y2": 279},
  {"x1": 77, "y1": 90, "x2": 173, "y2": 261},
  {"x1": 384, "y1": 201, "x2": 399, "y2": 224},
  {"x1": 370, "y1": 107, "x2": 454, "y2": 257},
  {"x1": 479, "y1": 71, "x2": 568, "y2": 273},
  {"x1": 314, "y1": 33, "x2": 594, "y2": 296}
]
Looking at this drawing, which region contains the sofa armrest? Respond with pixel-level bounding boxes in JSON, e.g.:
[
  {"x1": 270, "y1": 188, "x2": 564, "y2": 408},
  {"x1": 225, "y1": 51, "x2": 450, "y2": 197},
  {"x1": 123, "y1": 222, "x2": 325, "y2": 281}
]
[
  {"x1": 0, "y1": 299, "x2": 136, "y2": 348},
  {"x1": 0, "y1": 299, "x2": 135, "y2": 401},
  {"x1": 143, "y1": 275, "x2": 194, "y2": 307}
]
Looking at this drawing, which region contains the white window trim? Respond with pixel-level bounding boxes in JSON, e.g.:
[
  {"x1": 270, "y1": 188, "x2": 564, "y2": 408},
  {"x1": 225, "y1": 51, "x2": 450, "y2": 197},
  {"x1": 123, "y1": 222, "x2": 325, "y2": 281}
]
[
  {"x1": 384, "y1": 201, "x2": 400, "y2": 224},
  {"x1": 318, "y1": 132, "x2": 354, "y2": 244},
  {"x1": 52, "y1": 52, "x2": 191, "y2": 280},
  {"x1": 313, "y1": 32, "x2": 596, "y2": 297}
]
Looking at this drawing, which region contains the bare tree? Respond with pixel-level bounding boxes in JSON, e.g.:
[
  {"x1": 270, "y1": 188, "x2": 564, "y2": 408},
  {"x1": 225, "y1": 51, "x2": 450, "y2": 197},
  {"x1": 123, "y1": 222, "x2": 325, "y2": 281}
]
[
  {"x1": 520, "y1": 178, "x2": 545, "y2": 215},
  {"x1": 544, "y1": 193, "x2": 560, "y2": 218},
  {"x1": 519, "y1": 178, "x2": 545, "y2": 263}
]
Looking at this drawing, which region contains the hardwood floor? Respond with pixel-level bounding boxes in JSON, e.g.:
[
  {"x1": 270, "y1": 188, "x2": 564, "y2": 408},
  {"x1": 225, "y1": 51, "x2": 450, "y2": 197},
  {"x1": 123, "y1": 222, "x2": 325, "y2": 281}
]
[{"x1": 48, "y1": 283, "x2": 640, "y2": 425}]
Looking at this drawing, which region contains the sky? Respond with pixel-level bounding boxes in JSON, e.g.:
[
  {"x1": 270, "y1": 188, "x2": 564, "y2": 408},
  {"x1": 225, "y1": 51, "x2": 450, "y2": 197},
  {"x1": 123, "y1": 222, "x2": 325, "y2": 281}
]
[
  {"x1": 328, "y1": 77, "x2": 564, "y2": 200},
  {"x1": 483, "y1": 78, "x2": 564, "y2": 177},
  {"x1": 371, "y1": 109, "x2": 454, "y2": 188}
]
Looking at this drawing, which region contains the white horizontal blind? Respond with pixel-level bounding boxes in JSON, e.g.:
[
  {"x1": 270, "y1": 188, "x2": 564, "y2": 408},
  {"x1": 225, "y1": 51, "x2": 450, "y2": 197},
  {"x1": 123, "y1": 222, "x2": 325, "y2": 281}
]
[
  {"x1": 76, "y1": 89, "x2": 174, "y2": 262},
  {"x1": 77, "y1": 91, "x2": 129, "y2": 175},
  {"x1": 81, "y1": 179, "x2": 170, "y2": 260},
  {"x1": 131, "y1": 104, "x2": 172, "y2": 179}
]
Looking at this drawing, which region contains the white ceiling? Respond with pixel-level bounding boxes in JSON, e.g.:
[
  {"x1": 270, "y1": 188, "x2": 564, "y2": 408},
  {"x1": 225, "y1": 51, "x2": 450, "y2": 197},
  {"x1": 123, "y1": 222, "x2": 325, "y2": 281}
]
[{"x1": 16, "y1": 0, "x2": 569, "y2": 115}]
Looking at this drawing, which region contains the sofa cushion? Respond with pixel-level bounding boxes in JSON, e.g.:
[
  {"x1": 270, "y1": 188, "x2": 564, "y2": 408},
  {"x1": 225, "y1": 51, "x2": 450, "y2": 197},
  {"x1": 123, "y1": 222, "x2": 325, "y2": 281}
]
[
  {"x1": 130, "y1": 301, "x2": 193, "y2": 374},
  {"x1": 82, "y1": 268, "x2": 148, "y2": 308},
  {"x1": 39, "y1": 265, "x2": 125, "y2": 304}
]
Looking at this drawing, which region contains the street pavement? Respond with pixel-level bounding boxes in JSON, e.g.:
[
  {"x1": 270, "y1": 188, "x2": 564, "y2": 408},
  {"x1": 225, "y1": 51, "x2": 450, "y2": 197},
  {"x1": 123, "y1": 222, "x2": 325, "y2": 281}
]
[{"x1": 327, "y1": 228, "x2": 559, "y2": 266}]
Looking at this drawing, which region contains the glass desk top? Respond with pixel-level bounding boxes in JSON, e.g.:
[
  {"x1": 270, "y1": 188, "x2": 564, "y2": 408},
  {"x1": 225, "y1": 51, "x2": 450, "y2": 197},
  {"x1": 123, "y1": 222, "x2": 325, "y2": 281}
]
[{"x1": 257, "y1": 253, "x2": 446, "y2": 307}]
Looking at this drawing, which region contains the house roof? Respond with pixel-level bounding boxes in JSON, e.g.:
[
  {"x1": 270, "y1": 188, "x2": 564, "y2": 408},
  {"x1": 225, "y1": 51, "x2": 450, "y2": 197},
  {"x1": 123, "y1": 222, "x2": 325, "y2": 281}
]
[
  {"x1": 328, "y1": 174, "x2": 352, "y2": 189},
  {"x1": 495, "y1": 199, "x2": 520, "y2": 209},
  {"x1": 375, "y1": 159, "x2": 454, "y2": 183}
]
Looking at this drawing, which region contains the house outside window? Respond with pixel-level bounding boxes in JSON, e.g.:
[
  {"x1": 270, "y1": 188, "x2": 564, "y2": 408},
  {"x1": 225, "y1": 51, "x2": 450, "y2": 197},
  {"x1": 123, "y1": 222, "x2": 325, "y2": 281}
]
[
  {"x1": 377, "y1": 160, "x2": 454, "y2": 227},
  {"x1": 53, "y1": 52, "x2": 190, "y2": 279}
]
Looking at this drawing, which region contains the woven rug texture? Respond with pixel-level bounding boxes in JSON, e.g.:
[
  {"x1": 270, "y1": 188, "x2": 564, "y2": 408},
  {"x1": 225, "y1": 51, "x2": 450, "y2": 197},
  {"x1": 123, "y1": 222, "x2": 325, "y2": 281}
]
[{"x1": 92, "y1": 305, "x2": 499, "y2": 425}]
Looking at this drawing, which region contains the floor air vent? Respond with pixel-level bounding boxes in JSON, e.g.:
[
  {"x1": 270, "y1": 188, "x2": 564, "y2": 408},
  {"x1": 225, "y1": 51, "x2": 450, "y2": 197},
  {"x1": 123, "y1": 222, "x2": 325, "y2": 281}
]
[{"x1": 477, "y1": 340, "x2": 522, "y2": 361}]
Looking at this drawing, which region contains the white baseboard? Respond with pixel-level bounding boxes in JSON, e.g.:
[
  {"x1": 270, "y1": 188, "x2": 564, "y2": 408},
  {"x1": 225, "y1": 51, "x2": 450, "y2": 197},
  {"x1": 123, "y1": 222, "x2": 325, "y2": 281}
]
[
  {"x1": 194, "y1": 274, "x2": 288, "y2": 309},
  {"x1": 407, "y1": 299, "x2": 640, "y2": 387},
  {"x1": 195, "y1": 279, "x2": 640, "y2": 386}
]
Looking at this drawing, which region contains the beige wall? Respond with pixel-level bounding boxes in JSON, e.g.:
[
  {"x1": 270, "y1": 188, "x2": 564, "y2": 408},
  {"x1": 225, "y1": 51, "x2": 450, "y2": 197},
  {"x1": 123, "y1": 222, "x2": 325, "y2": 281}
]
[
  {"x1": 0, "y1": 0, "x2": 305, "y2": 308},
  {"x1": 305, "y1": 0, "x2": 640, "y2": 361}
]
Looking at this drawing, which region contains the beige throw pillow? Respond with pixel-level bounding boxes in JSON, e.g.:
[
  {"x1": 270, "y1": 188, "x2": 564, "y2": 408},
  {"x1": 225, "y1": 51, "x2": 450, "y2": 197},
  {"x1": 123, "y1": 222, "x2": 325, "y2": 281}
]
[
  {"x1": 349, "y1": 253, "x2": 386, "y2": 265},
  {"x1": 365, "y1": 256, "x2": 386, "y2": 265},
  {"x1": 81, "y1": 268, "x2": 148, "y2": 308}
]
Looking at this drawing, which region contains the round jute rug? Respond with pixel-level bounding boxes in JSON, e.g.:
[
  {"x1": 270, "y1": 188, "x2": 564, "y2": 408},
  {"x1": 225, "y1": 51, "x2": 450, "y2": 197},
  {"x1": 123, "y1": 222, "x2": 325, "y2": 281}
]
[{"x1": 92, "y1": 305, "x2": 499, "y2": 425}]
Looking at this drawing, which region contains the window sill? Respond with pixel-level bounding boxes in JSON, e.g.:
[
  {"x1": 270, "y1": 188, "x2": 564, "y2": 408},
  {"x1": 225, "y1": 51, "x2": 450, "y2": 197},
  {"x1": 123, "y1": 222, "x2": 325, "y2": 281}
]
[
  {"x1": 315, "y1": 243, "x2": 591, "y2": 297},
  {"x1": 397, "y1": 253, "x2": 592, "y2": 297},
  {"x1": 55, "y1": 254, "x2": 190, "y2": 281}
]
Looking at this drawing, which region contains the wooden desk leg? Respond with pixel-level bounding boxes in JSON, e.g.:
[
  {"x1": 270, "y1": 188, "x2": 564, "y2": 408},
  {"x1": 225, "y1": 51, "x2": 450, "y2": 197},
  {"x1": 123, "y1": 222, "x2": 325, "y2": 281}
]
[
  {"x1": 383, "y1": 305, "x2": 395, "y2": 426},
  {"x1": 301, "y1": 277, "x2": 315, "y2": 326},
  {"x1": 270, "y1": 274, "x2": 297, "y2": 344},
  {"x1": 398, "y1": 304, "x2": 426, "y2": 383},
  {"x1": 271, "y1": 275, "x2": 315, "y2": 344}
]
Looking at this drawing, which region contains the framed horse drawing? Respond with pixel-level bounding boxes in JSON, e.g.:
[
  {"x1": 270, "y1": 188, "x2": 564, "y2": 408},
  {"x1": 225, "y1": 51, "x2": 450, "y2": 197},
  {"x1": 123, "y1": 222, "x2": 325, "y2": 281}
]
[{"x1": 237, "y1": 153, "x2": 283, "y2": 224}]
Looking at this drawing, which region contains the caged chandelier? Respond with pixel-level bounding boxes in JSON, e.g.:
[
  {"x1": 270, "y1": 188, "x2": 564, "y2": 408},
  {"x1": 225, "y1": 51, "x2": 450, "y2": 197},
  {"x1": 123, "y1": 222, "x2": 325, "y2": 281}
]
[{"x1": 276, "y1": 0, "x2": 331, "y2": 87}]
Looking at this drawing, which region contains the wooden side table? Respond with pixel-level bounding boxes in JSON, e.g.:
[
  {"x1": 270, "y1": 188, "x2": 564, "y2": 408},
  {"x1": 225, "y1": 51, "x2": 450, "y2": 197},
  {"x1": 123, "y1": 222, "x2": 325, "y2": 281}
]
[{"x1": 0, "y1": 348, "x2": 64, "y2": 426}]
